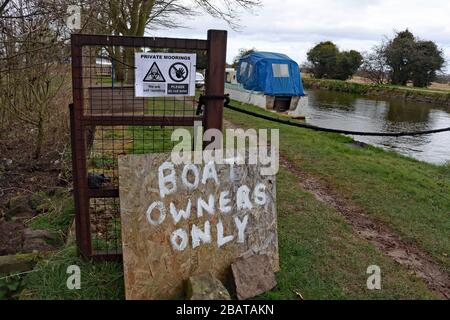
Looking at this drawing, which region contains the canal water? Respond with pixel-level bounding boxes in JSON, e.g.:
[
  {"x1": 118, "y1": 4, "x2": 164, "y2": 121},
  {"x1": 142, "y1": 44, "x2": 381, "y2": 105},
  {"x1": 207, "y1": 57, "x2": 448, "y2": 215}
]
[{"x1": 303, "y1": 89, "x2": 450, "y2": 165}]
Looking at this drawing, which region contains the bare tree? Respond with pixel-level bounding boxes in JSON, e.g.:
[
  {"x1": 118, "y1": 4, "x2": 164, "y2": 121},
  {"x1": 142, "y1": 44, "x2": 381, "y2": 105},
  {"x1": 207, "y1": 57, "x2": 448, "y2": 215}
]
[
  {"x1": 0, "y1": 0, "x2": 80, "y2": 158},
  {"x1": 0, "y1": 0, "x2": 11, "y2": 15},
  {"x1": 105, "y1": 0, "x2": 261, "y2": 35},
  {"x1": 232, "y1": 47, "x2": 256, "y2": 67},
  {"x1": 0, "y1": 0, "x2": 261, "y2": 156},
  {"x1": 360, "y1": 42, "x2": 390, "y2": 85},
  {"x1": 91, "y1": 0, "x2": 261, "y2": 82}
]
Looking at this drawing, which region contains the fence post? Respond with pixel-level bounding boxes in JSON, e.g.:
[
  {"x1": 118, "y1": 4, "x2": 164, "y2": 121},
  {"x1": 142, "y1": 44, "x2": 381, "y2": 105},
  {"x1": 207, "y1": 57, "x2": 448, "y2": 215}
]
[
  {"x1": 71, "y1": 34, "x2": 92, "y2": 259},
  {"x1": 204, "y1": 30, "x2": 227, "y2": 133}
]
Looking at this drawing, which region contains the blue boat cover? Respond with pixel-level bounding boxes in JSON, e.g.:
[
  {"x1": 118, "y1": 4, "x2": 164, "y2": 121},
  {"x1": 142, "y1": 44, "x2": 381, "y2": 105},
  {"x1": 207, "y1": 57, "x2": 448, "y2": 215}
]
[{"x1": 237, "y1": 52, "x2": 305, "y2": 96}]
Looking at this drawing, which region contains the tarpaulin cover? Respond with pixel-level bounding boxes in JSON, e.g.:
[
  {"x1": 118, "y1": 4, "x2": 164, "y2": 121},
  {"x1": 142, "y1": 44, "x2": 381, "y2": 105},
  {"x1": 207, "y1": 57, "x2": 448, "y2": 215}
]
[{"x1": 236, "y1": 52, "x2": 305, "y2": 96}]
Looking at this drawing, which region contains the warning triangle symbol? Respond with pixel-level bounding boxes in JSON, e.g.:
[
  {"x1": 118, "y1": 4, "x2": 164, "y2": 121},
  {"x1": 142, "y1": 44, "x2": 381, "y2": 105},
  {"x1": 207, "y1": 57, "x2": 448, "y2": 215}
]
[{"x1": 143, "y1": 62, "x2": 166, "y2": 82}]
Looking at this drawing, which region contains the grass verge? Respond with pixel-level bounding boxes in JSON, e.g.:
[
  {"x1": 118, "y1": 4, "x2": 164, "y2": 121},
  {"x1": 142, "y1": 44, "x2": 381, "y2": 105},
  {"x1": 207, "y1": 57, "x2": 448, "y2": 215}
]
[
  {"x1": 303, "y1": 78, "x2": 450, "y2": 106},
  {"x1": 225, "y1": 101, "x2": 450, "y2": 271},
  {"x1": 22, "y1": 246, "x2": 124, "y2": 300},
  {"x1": 27, "y1": 189, "x2": 75, "y2": 237},
  {"x1": 260, "y1": 168, "x2": 439, "y2": 299}
]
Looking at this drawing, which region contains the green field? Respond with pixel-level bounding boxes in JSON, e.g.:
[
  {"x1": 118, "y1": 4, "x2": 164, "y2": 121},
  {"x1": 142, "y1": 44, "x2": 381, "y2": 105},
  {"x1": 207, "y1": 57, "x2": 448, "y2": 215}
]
[{"x1": 303, "y1": 78, "x2": 450, "y2": 106}]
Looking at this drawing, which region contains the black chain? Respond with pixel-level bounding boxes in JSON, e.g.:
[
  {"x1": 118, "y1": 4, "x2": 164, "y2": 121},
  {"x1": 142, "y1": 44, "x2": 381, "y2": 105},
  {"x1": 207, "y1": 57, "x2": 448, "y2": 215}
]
[
  {"x1": 196, "y1": 94, "x2": 230, "y2": 115},
  {"x1": 224, "y1": 103, "x2": 450, "y2": 137}
]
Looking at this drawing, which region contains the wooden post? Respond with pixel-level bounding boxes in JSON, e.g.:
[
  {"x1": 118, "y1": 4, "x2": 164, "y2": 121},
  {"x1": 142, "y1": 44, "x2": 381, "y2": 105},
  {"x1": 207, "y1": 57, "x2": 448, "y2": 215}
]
[
  {"x1": 70, "y1": 34, "x2": 92, "y2": 259},
  {"x1": 204, "y1": 30, "x2": 227, "y2": 133}
]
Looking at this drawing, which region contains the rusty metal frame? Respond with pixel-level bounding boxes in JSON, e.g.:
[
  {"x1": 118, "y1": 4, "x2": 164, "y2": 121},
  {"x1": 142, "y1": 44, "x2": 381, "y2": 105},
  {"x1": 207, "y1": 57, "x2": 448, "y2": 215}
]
[{"x1": 70, "y1": 31, "x2": 227, "y2": 260}]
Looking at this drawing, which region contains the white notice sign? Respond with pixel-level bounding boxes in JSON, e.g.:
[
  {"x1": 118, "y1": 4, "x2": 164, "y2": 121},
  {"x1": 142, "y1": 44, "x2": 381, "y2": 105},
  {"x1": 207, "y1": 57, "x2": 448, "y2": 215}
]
[{"x1": 135, "y1": 52, "x2": 196, "y2": 97}]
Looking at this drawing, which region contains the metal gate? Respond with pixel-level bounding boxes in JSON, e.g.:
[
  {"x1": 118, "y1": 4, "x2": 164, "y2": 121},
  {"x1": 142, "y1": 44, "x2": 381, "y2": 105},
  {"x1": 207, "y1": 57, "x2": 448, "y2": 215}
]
[{"x1": 70, "y1": 30, "x2": 227, "y2": 260}]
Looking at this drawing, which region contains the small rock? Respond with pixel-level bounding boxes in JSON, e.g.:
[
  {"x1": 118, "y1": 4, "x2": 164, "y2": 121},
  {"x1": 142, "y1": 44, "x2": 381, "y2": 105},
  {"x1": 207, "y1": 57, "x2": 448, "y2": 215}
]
[
  {"x1": 5, "y1": 195, "x2": 34, "y2": 221},
  {"x1": 0, "y1": 222, "x2": 23, "y2": 255},
  {"x1": 29, "y1": 191, "x2": 50, "y2": 212},
  {"x1": 23, "y1": 229, "x2": 58, "y2": 241},
  {"x1": 22, "y1": 229, "x2": 60, "y2": 253},
  {"x1": 0, "y1": 254, "x2": 37, "y2": 274},
  {"x1": 231, "y1": 254, "x2": 277, "y2": 300},
  {"x1": 5, "y1": 206, "x2": 35, "y2": 221},
  {"x1": 186, "y1": 272, "x2": 231, "y2": 300}
]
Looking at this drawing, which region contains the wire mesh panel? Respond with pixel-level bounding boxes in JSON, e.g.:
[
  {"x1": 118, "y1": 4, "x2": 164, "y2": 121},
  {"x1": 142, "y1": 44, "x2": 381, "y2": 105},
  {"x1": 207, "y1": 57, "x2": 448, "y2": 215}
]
[{"x1": 70, "y1": 32, "x2": 227, "y2": 260}]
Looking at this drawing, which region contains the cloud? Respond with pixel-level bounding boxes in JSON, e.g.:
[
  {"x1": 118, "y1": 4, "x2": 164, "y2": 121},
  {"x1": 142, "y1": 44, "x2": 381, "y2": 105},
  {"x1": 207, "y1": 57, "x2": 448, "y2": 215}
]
[{"x1": 146, "y1": 0, "x2": 450, "y2": 71}]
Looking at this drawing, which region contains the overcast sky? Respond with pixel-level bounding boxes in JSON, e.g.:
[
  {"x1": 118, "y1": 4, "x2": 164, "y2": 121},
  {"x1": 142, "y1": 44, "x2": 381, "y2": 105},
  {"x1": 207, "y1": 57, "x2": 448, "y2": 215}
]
[{"x1": 147, "y1": 0, "x2": 450, "y2": 72}]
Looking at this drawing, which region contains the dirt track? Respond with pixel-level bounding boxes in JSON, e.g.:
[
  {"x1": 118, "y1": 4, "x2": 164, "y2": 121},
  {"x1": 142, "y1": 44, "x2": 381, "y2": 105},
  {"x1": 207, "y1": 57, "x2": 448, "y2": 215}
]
[
  {"x1": 280, "y1": 156, "x2": 450, "y2": 299},
  {"x1": 223, "y1": 118, "x2": 450, "y2": 298}
]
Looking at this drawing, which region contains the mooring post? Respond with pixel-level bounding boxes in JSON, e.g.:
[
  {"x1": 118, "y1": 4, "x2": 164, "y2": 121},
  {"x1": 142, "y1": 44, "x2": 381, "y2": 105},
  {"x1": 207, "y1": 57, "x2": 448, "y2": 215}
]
[{"x1": 204, "y1": 30, "x2": 228, "y2": 134}]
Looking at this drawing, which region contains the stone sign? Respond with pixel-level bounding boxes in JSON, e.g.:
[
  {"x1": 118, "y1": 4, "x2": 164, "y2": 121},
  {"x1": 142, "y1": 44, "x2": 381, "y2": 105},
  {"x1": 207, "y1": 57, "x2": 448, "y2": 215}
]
[{"x1": 118, "y1": 153, "x2": 278, "y2": 300}]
